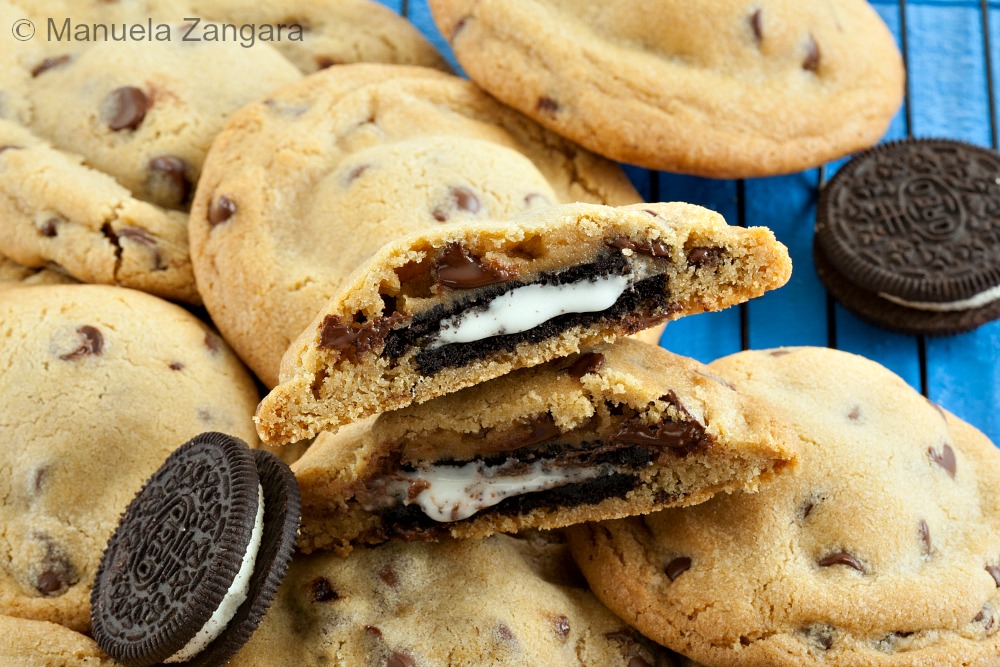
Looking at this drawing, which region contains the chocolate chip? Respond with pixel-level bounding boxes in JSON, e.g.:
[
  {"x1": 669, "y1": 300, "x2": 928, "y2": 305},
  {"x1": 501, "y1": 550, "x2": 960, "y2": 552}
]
[
  {"x1": 929, "y1": 443, "x2": 957, "y2": 478},
  {"x1": 103, "y1": 86, "x2": 149, "y2": 131},
  {"x1": 39, "y1": 217, "x2": 60, "y2": 237},
  {"x1": 818, "y1": 551, "x2": 864, "y2": 572},
  {"x1": 611, "y1": 414, "x2": 708, "y2": 452},
  {"x1": 344, "y1": 164, "x2": 370, "y2": 185},
  {"x1": 665, "y1": 556, "x2": 691, "y2": 582},
  {"x1": 750, "y1": 9, "x2": 763, "y2": 44},
  {"x1": 317, "y1": 312, "x2": 404, "y2": 357},
  {"x1": 848, "y1": 405, "x2": 862, "y2": 421},
  {"x1": 59, "y1": 325, "x2": 103, "y2": 360},
  {"x1": 168, "y1": 361, "x2": 184, "y2": 371},
  {"x1": 496, "y1": 624, "x2": 517, "y2": 643},
  {"x1": 608, "y1": 236, "x2": 672, "y2": 258},
  {"x1": 919, "y1": 520, "x2": 931, "y2": 555},
  {"x1": 197, "y1": 408, "x2": 212, "y2": 422},
  {"x1": 386, "y1": 652, "x2": 415, "y2": 667},
  {"x1": 769, "y1": 349, "x2": 791, "y2": 357},
  {"x1": 687, "y1": 246, "x2": 725, "y2": 268},
  {"x1": 802, "y1": 501, "x2": 816, "y2": 520},
  {"x1": 627, "y1": 658, "x2": 652, "y2": 667},
  {"x1": 536, "y1": 96, "x2": 559, "y2": 114},
  {"x1": 33, "y1": 467, "x2": 48, "y2": 493},
  {"x1": 117, "y1": 227, "x2": 156, "y2": 246},
  {"x1": 364, "y1": 625, "x2": 382, "y2": 638},
  {"x1": 310, "y1": 577, "x2": 338, "y2": 602},
  {"x1": 803, "y1": 34, "x2": 821, "y2": 72},
  {"x1": 31, "y1": 55, "x2": 71, "y2": 77},
  {"x1": 204, "y1": 331, "x2": 221, "y2": 354},
  {"x1": 553, "y1": 615, "x2": 570, "y2": 639},
  {"x1": 0, "y1": 145, "x2": 23, "y2": 154},
  {"x1": 432, "y1": 186, "x2": 481, "y2": 222},
  {"x1": 567, "y1": 352, "x2": 605, "y2": 379},
  {"x1": 147, "y1": 155, "x2": 191, "y2": 207},
  {"x1": 314, "y1": 55, "x2": 340, "y2": 69},
  {"x1": 378, "y1": 566, "x2": 399, "y2": 588},
  {"x1": 435, "y1": 243, "x2": 511, "y2": 289},
  {"x1": 975, "y1": 606, "x2": 996, "y2": 632},
  {"x1": 987, "y1": 565, "x2": 1000, "y2": 587},
  {"x1": 452, "y1": 15, "x2": 470, "y2": 39},
  {"x1": 208, "y1": 195, "x2": 237, "y2": 226},
  {"x1": 33, "y1": 536, "x2": 79, "y2": 597}
]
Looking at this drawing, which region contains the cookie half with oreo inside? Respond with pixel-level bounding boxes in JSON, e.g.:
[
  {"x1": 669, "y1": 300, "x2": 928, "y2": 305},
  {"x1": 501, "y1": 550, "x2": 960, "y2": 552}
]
[
  {"x1": 292, "y1": 338, "x2": 798, "y2": 554},
  {"x1": 256, "y1": 202, "x2": 792, "y2": 445},
  {"x1": 90, "y1": 433, "x2": 300, "y2": 667}
]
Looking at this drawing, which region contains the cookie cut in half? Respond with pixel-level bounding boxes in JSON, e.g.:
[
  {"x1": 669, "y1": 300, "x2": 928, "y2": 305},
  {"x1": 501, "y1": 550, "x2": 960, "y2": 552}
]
[
  {"x1": 292, "y1": 338, "x2": 798, "y2": 554},
  {"x1": 91, "y1": 433, "x2": 300, "y2": 667},
  {"x1": 815, "y1": 138, "x2": 1000, "y2": 335},
  {"x1": 568, "y1": 348, "x2": 1000, "y2": 667},
  {"x1": 256, "y1": 202, "x2": 792, "y2": 445}
]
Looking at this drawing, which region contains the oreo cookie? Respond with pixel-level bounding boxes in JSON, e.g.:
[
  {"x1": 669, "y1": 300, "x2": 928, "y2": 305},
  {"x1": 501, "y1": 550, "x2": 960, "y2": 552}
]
[
  {"x1": 815, "y1": 138, "x2": 1000, "y2": 335},
  {"x1": 90, "y1": 433, "x2": 300, "y2": 667}
]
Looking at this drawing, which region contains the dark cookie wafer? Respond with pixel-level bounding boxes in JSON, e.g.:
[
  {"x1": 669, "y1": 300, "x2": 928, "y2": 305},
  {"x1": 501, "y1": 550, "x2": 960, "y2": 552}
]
[
  {"x1": 815, "y1": 237, "x2": 1000, "y2": 335},
  {"x1": 91, "y1": 433, "x2": 300, "y2": 667},
  {"x1": 815, "y1": 138, "x2": 1000, "y2": 333}
]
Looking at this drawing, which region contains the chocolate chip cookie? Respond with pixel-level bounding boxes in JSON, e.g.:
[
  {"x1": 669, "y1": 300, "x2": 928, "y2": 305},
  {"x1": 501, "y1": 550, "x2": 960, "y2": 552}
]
[
  {"x1": 227, "y1": 533, "x2": 673, "y2": 666},
  {"x1": 568, "y1": 347, "x2": 1000, "y2": 666},
  {"x1": 428, "y1": 0, "x2": 904, "y2": 177},
  {"x1": 255, "y1": 201, "x2": 792, "y2": 445},
  {"x1": 189, "y1": 0, "x2": 450, "y2": 73},
  {"x1": 0, "y1": 285, "x2": 261, "y2": 633},
  {"x1": 0, "y1": 120, "x2": 199, "y2": 303},
  {"x1": 190, "y1": 63, "x2": 642, "y2": 387},
  {"x1": 293, "y1": 338, "x2": 797, "y2": 554},
  {"x1": 0, "y1": 614, "x2": 113, "y2": 666}
]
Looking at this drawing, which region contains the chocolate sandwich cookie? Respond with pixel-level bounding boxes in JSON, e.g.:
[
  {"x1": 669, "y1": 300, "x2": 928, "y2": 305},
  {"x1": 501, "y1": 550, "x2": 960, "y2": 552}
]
[
  {"x1": 293, "y1": 338, "x2": 797, "y2": 553},
  {"x1": 568, "y1": 347, "x2": 1000, "y2": 666},
  {"x1": 227, "y1": 533, "x2": 673, "y2": 666},
  {"x1": 91, "y1": 432, "x2": 300, "y2": 667},
  {"x1": 255, "y1": 201, "x2": 792, "y2": 445},
  {"x1": 0, "y1": 285, "x2": 261, "y2": 633},
  {"x1": 190, "y1": 63, "x2": 641, "y2": 387},
  {"x1": 815, "y1": 138, "x2": 1000, "y2": 335},
  {"x1": 428, "y1": 0, "x2": 904, "y2": 178}
]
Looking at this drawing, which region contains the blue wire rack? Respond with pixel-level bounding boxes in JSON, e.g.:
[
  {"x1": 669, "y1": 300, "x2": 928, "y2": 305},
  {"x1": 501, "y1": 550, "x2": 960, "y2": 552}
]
[{"x1": 390, "y1": 0, "x2": 1000, "y2": 446}]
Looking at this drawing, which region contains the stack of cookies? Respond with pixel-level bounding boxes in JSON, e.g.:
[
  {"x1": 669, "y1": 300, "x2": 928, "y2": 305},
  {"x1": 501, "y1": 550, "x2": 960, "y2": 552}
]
[{"x1": 4, "y1": 1, "x2": 997, "y2": 667}]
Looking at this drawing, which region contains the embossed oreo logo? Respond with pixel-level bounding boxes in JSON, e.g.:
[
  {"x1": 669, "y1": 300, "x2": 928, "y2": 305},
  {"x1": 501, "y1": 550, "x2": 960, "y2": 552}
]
[
  {"x1": 130, "y1": 495, "x2": 196, "y2": 589},
  {"x1": 901, "y1": 177, "x2": 963, "y2": 241}
]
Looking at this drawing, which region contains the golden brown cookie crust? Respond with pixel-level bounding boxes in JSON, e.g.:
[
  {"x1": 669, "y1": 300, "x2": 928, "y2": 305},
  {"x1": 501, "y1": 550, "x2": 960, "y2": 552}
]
[
  {"x1": 292, "y1": 338, "x2": 797, "y2": 554},
  {"x1": 429, "y1": 0, "x2": 905, "y2": 177},
  {"x1": 190, "y1": 63, "x2": 641, "y2": 388},
  {"x1": 568, "y1": 347, "x2": 1000, "y2": 667}
]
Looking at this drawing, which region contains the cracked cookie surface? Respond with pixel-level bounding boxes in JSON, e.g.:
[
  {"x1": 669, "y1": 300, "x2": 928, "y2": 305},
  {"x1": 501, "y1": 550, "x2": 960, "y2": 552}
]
[
  {"x1": 0, "y1": 285, "x2": 261, "y2": 633},
  {"x1": 190, "y1": 64, "x2": 641, "y2": 387},
  {"x1": 228, "y1": 533, "x2": 674, "y2": 667},
  {"x1": 429, "y1": 0, "x2": 904, "y2": 178},
  {"x1": 568, "y1": 347, "x2": 1000, "y2": 667}
]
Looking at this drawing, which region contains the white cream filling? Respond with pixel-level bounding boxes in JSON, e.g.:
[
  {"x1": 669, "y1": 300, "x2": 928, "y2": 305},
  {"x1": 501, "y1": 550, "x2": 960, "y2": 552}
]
[
  {"x1": 429, "y1": 273, "x2": 631, "y2": 348},
  {"x1": 878, "y1": 283, "x2": 1000, "y2": 312},
  {"x1": 165, "y1": 484, "x2": 265, "y2": 663},
  {"x1": 387, "y1": 461, "x2": 605, "y2": 523}
]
